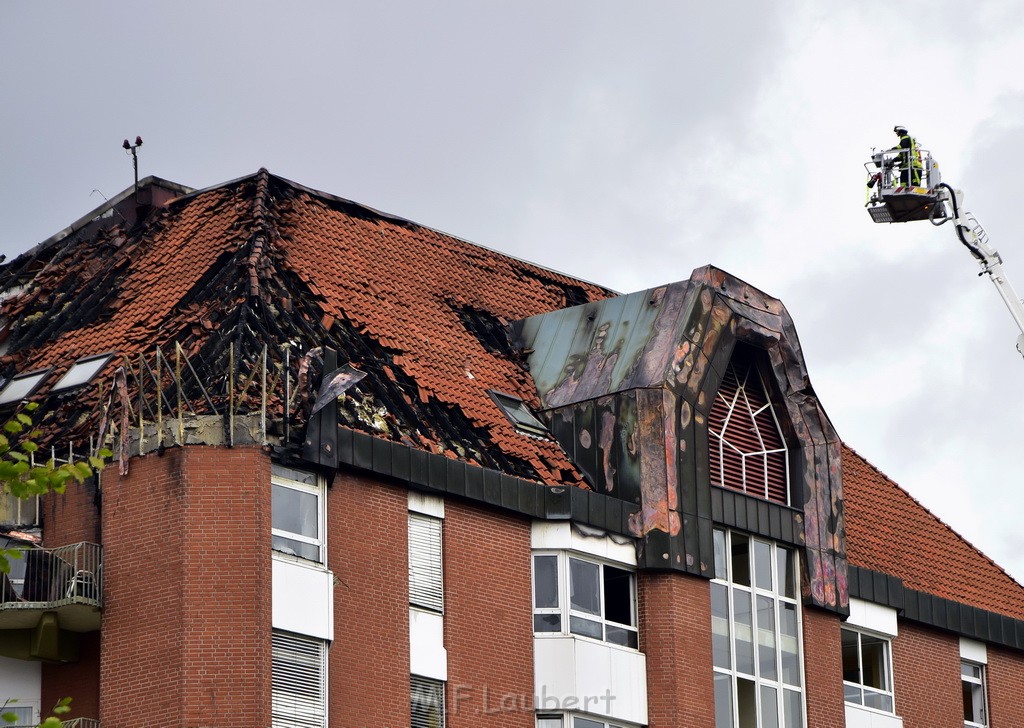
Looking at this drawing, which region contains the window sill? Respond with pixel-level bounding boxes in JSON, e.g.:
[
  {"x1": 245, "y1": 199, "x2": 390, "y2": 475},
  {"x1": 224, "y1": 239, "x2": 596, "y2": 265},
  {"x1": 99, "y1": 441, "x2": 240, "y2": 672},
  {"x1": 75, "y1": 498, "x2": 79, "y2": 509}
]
[{"x1": 272, "y1": 549, "x2": 327, "y2": 571}]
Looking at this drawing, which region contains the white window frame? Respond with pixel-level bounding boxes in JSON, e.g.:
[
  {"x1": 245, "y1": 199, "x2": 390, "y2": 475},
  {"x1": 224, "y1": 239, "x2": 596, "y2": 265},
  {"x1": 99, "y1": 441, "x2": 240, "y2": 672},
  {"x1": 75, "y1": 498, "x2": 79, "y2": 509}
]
[
  {"x1": 962, "y1": 660, "x2": 988, "y2": 728},
  {"x1": 841, "y1": 626, "x2": 895, "y2": 714},
  {"x1": 50, "y1": 353, "x2": 114, "y2": 392},
  {"x1": 531, "y1": 551, "x2": 638, "y2": 650},
  {"x1": 409, "y1": 513, "x2": 444, "y2": 613},
  {"x1": 411, "y1": 674, "x2": 445, "y2": 728},
  {"x1": 536, "y1": 714, "x2": 636, "y2": 728},
  {"x1": 711, "y1": 528, "x2": 805, "y2": 728},
  {"x1": 272, "y1": 630, "x2": 327, "y2": 728},
  {"x1": 272, "y1": 465, "x2": 326, "y2": 565}
]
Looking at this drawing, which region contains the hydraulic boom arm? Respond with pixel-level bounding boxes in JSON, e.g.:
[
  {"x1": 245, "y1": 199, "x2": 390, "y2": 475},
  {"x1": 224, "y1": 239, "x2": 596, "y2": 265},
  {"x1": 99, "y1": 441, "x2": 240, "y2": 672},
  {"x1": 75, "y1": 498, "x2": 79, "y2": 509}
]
[{"x1": 934, "y1": 183, "x2": 1024, "y2": 357}]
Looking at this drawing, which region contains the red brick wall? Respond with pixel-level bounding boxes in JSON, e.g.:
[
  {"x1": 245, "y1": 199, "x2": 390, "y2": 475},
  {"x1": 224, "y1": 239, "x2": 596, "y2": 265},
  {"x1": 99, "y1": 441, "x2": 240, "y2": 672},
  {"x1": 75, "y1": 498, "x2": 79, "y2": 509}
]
[
  {"x1": 801, "y1": 606, "x2": 845, "y2": 727},
  {"x1": 41, "y1": 632, "x2": 100, "y2": 721},
  {"x1": 444, "y1": 500, "x2": 533, "y2": 727},
  {"x1": 99, "y1": 445, "x2": 270, "y2": 728},
  {"x1": 39, "y1": 475, "x2": 102, "y2": 719},
  {"x1": 986, "y1": 645, "x2": 1024, "y2": 726},
  {"x1": 328, "y1": 471, "x2": 410, "y2": 727},
  {"x1": 639, "y1": 571, "x2": 715, "y2": 728},
  {"x1": 43, "y1": 474, "x2": 100, "y2": 547},
  {"x1": 890, "y1": 620, "x2": 961, "y2": 727}
]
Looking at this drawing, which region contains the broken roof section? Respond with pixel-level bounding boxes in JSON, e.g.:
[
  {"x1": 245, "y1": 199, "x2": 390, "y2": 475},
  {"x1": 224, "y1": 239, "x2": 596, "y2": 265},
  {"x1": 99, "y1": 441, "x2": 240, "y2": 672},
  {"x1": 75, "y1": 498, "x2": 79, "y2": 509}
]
[{"x1": 0, "y1": 170, "x2": 613, "y2": 486}]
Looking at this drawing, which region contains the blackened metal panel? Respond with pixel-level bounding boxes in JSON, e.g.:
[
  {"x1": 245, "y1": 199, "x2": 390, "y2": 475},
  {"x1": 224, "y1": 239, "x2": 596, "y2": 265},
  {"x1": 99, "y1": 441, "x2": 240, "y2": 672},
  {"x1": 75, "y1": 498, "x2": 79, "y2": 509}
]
[
  {"x1": 336, "y1": 426, "x2": 354, "y2": 466},
  {"x1": 610, "y1": 391, "x2": 642, "y2": 506},
  {"x1": 588, "y1": 491, "x2": 606, "y2": 529},
  {"x1": 769, "y1": 506, "x2": 782, "y2": 542},
  {"x1": 710, "y1": 486, "x2": 724, "y2": 521},
  {"x1": 544, "y1": 487, "x2": 571, "y2": 519},
  {"x1": 428, "y1": 453, "x2": 447, "y2": 491},
  {"x1": 482, "y1": 469, "x2": 502, "y2": 506},
  {"x1": 462, "y1": 463, "x2": 482, "y2": 500},
  {"x1": 409, "y1": 448, "x2": 430, "y2": 487},
  {"x1": 499, "y1": 474, "x2": 519, "y2": 510},
  {"x1": 518, "y1": 482, "x2": 541, "y2": 518},
  {"x1": 697, "y1": 515, "x2": 715, "y2": 577},
  {"x1": 946, "y1": 601, "x2": 962, "y2": 634},
  {"x1": 353, "y1": 431, "x2": 373, "y2": 472},
  {"x1": 873, "y1": 571, "x2": 890, "y2": 606},
  {"x1": 391, "y1": 443, "x2": 411, "y2": 483},
  {"x1": 446, "y1": 459, "x2": 467, "y2": 496},
  {"x1": 678, "y1": 399, "x2": 698, "y2": 517},
  {"x1": 757, "y1": 501, "x2": 771, "y2": 536},
  {"x1": 371, "y1": 437, "x2": 392, "y2": 477},
  {"x1": 570, "y1": 486, "x2": 590, "y2": 522},
  {"x1": 573, "y1": 401, "x2": 600, "y2": 493}
]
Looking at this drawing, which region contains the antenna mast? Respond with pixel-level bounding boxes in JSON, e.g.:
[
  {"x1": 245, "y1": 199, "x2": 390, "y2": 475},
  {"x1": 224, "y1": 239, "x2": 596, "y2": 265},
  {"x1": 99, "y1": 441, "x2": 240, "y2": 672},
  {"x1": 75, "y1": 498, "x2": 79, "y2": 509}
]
[{"x1": 122, "y1": 136, "x2": 143, "y2": 195}]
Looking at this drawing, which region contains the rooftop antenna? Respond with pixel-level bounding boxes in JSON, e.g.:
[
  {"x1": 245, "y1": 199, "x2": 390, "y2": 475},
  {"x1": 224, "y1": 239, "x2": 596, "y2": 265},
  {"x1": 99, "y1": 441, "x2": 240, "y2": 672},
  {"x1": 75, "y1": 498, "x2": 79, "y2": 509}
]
[{"x1": 122, "y1": 136, "x2": 143, "y2": 195}]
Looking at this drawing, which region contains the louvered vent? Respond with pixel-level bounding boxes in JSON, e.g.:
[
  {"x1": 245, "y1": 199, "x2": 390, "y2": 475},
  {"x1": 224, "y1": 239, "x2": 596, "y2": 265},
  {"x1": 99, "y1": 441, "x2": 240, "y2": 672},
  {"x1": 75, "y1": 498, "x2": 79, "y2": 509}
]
[
  {"x1": 272, "y1": 631, "x2": 327, "y2": 728},
  {"x1": 708, "y1": 346, "x2": 790, "y2": 505},
  {"x1": 409, "y1": 513, "x2": 444, "y2": 612}
]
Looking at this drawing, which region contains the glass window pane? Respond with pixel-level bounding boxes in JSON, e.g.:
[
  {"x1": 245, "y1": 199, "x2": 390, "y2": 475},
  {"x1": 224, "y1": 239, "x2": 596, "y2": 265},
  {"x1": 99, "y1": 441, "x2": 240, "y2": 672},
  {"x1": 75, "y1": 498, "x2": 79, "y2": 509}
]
[
  {"x1": 754, "y1": 540, "x2": 773, "y2": 591},
  {"x1": 843, "y1": 683, "x2": 863, "y2": 705},
  {"x1": 961, "y1": 662, "x2": 982, "y2": 680},
  {"x1": 757, "y1": 594, "x2": 778, "y2": 681},
  {"x1": 534, "y1": 555, "x2": 559, "y2": 608},
  {"x1": 963, "y1": 674, "x2": 985, "y2": 722},
  {"x1": 760, "y1": 684, "x2": 779, "y2": 728},
  {"x1": 714, "y1": 672, "x2": 733, "y2": 728},
  {"x1": 573, "y1": 718, "x2": 604, "y2": 728},
  {"x1": 272, "y1": 484, "x2": 319, "y2": 538},
  {"x1": 732, "y1": 533, "x2": 751, "y2": 587},
  {"x1": 0, "y1": 372, "x2": 46, "y2": 404},
  {"x1": 779, "y1": 603, "x2": 800, "y2": 686},
  {"x1": 52, "y1": 355, "x2": 111, "y2": 391},
  {"x1": 863, "y1": 688, "x2": 892, "y2": 712},
  {"x1": 737, "y1": 677, "x2": 757, "y2": 728},
  {"x1": 777, "y1": 548, "x2": 796, "y2": 599},
  {"x1": 712, "y1": 582, "x2": 732, "y2": 669},
  {"x1": 734, "y1": 588, "x2": 755, "y2": 675},
  {"x1": 841, "y1": 629, "x2": 860, "y2": 683},
  {"x1": 783, "y1": 688, "x2": 803, "y2": 728},
  {"x1": 534, "y1": 614, "x2": 561, "y2": 632},
  {"x1": 272, "y1": 534, "x2": 320, "y2": 561},
  {"x1": 606, "y1": 624, "x2": 639, "y2": 649},
  {"x1": 714, "y1": 528, "x2": 728, "y2": 580},
  {"x1": 603, "y1": 565, "x2": 634, "y2": 626},
  {"x1": 537, "y1": 717, "x2": 563, "y2": 728},
  {"x1": 272, "y1": 465, "x2": 317, "y2": 486},
  {"x1": 569, "y1": 615, "x2": 603, "y2": 640},
  {"x1": 860, "y1": 634, "x2": 889, "y2": 690},
  {"x1": 569, "y1": 558, "x2": 601, "y2": 615}
]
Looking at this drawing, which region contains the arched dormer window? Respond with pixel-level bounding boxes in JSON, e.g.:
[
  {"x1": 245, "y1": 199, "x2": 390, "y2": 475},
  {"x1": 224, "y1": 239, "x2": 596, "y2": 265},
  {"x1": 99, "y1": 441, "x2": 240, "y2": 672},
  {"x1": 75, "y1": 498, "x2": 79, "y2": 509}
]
[{"x1": 708, "y1": 344, "x2": 790, "y2": 505}]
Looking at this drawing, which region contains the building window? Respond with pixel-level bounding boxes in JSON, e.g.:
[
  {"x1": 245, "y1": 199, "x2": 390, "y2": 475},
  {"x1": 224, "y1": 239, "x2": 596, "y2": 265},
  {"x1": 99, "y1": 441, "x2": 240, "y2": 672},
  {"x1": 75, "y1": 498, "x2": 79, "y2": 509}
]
[
  {"x1": 272, "y1": 465, "x2": 326, "y2": 564},
  {"x1": 272, "y1": 631, "x2": 327, "y2": 728},
  {"x1": 409, "y1": 513, "x2": 443, "y2": 613},
  {"x1": 962, "y1": 661, "x2": 988, "y2": 727},
  {"x1": 841, "y1": 627, "x2": 894, "y2": 713},
  {"x1": 489, "y1": 390, "x2": 550, "y2": 438},
  {"x1": 411, "y1": 675, "x2": 445, "y2": 728},
  {"x1": 532, "y1": 552, "x2": 638, "y2": 649},
  {"x1": 712, "y1": 529, "x2": 803, "y2": 728},
  {"x1": 708, "y1": 345, "x2": 790, "y2": 504}
]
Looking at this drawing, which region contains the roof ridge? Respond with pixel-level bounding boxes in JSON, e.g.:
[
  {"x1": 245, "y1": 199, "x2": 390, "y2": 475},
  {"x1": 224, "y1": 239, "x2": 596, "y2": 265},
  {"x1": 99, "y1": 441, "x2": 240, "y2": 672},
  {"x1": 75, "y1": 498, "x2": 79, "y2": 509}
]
[
  {"x1": 842, "y1": 442, "x2": 1024, "y2": 591},
  {"x1": 247, "y1": 169, "x2": 274, "y2": 299}
]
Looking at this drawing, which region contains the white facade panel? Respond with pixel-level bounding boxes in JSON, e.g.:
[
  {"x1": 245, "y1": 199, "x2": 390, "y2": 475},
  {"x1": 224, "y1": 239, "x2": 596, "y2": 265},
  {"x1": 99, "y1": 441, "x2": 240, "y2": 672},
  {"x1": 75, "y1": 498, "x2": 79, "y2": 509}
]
[
  {"x1": 410, "y1": 607, "x2": 448, "y2": 681},
  {"x1": 960, "y1": 637, "x2": 988, "y2": 664},
  {"x1": 845, "y1": 704, "x2": 905, "y2": 728},
  {"x1": 272, "y1": 556, "x2": 334, "y2": 641},
  {"x1": 0, "y1": 656, "x2": 41, "y2": 725},
  {"x1": 530, "y1": 522, "x2": 636, "y2": 566},
  {"x1": 534, "y1": 636, "x2": 647, "y2": 725},
  {"x1": 409, "y1": 491, "x2": 445, "y2": 519},
  {"x1": 847, "y1": 597, "x2": 899, "y2": 636}
]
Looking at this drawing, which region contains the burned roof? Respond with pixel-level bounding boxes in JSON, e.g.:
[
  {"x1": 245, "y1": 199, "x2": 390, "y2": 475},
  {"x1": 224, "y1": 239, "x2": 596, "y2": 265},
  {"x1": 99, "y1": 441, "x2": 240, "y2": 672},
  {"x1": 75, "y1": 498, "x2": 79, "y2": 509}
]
[{"x1": 0, "y1": 169, "x2": 613, "y2": 485}]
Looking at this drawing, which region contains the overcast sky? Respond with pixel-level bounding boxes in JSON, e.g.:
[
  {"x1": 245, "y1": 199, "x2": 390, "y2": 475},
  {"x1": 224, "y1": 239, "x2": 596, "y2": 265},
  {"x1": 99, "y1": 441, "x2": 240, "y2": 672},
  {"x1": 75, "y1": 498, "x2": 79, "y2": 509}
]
[{"x1": 3, "y1": 1, "x2": 1024, "y2": 581}]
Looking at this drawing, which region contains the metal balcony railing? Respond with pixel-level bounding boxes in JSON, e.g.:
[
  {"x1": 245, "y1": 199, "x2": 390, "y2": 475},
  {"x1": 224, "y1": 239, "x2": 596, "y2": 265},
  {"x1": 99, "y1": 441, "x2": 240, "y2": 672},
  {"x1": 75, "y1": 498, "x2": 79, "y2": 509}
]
[
  {"x1": 1, "y1": 542, "x2": 102, "y2": 610},
  {"x1": 62, "y1": 719, "x2": 102, "y2": 728}
]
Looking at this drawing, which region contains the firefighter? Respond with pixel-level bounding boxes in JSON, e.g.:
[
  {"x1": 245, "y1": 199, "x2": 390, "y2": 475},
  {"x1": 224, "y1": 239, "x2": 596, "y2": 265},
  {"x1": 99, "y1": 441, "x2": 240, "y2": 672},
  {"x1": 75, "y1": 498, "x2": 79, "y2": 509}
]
[{"x1": 893, "y1": 125, "x2": 922, "y2": 187}]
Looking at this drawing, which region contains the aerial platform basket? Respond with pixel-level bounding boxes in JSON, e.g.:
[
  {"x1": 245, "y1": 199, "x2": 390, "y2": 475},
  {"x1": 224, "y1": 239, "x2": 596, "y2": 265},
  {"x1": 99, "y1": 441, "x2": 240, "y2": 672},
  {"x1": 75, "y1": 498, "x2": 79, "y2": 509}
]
[{"x1": 865, "y1": 147, "x2": 947, "y2": 223}]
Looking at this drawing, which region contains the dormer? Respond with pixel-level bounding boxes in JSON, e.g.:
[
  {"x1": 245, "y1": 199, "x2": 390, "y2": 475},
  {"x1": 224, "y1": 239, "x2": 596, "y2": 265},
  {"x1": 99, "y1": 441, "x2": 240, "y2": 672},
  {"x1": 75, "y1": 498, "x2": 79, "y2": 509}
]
[{"x1": 513, "y1": 265, "x2": 847, "y2": 613}]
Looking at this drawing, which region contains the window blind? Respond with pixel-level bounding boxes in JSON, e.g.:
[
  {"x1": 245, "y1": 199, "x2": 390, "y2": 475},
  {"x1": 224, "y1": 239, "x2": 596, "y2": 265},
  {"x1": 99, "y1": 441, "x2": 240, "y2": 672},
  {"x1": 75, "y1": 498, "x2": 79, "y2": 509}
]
[{"x1": 409, "y1": 513, "x2": 443, "y2": 612}]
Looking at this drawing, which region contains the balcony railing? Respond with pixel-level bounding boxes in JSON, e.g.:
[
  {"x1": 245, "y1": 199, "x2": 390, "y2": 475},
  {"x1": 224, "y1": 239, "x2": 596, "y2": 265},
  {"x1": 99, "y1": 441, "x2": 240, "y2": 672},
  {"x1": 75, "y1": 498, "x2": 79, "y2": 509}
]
[
  {"x1": 62, "y1": 719, "x2": 101, "y2": 728},
  {"x1": 0, "y1": 542, "x2": 102, "y2": 631}
]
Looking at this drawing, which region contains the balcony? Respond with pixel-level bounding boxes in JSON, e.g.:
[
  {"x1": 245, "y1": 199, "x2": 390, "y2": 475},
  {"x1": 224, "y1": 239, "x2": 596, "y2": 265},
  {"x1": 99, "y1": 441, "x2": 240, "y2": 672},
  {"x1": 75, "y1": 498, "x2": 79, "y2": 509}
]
[
  {"x1": 0, "y1": 542, "x2": 102, "y2": 632},
  {"x1": 62, "y1": 720, "x2": 101, "y2": 728}
]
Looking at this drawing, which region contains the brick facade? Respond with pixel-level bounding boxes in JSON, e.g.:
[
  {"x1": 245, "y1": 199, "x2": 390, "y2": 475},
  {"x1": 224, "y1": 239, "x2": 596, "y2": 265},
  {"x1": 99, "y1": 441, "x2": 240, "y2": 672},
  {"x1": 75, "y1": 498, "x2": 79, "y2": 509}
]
[
  {"x1": 801, "y1": 606, "x2": 845, "y2": 728},
  {"x1": 890, "y1": 621, "x2": 962, "y2": 727},
  {"x1": 639, "y1": 571, "x2": 716, "y2": 728},
  {"x1": 987, "y1": 644, "x2": 1024, "y2": 726},
  {"x1": 444, "y1": 500, "x2": 534, "y2": 727},
  {"x1": 100, "y1": 446, "x2": 270, "y2": 728},
  {"x1": 328, "y1": 470, "x2": 410, "y2": 727}
]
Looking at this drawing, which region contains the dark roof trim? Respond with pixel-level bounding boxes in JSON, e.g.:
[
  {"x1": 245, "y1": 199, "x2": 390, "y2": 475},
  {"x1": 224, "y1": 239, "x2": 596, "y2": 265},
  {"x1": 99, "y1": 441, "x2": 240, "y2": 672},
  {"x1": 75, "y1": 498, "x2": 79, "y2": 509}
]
[
  {"x1": 711, "y1": 484, "x2": 802, "y2": 548},
  {"x1": 849, "y1": 564, "x2": 1024, "y2": 652},
  {"x1": 332, "y1": 426, "x2": 634, "y2": 536}
]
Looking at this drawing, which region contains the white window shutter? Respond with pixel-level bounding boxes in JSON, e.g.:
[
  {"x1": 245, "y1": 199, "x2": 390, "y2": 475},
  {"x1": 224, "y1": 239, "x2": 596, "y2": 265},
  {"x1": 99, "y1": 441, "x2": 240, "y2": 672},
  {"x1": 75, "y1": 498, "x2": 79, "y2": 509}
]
[
  {"x1": 409, "y1": 513, "x2": 444, "y2": 612},
  {"x1": 273, "y1": 631, "x2": 327, "y2": 728}
]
